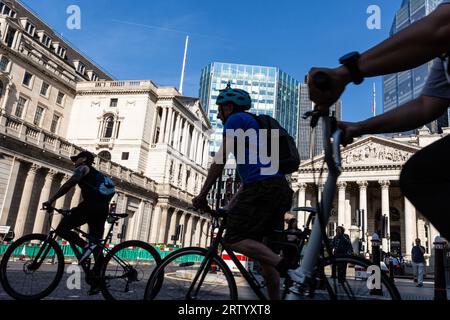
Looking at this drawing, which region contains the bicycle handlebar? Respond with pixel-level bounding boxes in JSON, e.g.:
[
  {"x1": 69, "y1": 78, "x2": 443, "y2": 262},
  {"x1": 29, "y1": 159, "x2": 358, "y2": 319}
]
[{"x1": 41, "y1": 205, "x2": 71, "y2": 216}]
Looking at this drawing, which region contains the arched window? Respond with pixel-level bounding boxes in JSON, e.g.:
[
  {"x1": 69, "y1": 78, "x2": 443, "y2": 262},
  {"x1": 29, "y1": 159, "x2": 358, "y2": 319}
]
[
  {"x1": 98, "y1": 150, "x2": 111, "y2": 161},
  {"x1": 104, "y1": 116, "x2": 114, "y2": 138}
]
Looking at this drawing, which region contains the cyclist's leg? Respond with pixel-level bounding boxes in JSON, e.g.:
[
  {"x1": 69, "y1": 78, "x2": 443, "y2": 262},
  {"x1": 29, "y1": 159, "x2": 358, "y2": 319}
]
[
  {"x1": 225, "y1": 178, "x2": 293, "y2": 299},
  {"x1": 86, "y1": 204, "x2": 108, "y2": 278},
  {"x1": 400, "y1": 134, "x2": 450, "y2": 240},
  {"x1": 54, "y1": 204, "x2": 88, "y2": 248}
]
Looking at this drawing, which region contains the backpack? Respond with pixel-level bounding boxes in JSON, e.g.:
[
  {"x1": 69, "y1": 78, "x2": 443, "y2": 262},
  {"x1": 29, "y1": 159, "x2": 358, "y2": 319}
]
[
  {"x1": 248, "y1": 113, "x2": 300, "y2": 174},
  {"x1": 83, "y1": 170, "x2": 116, "y2": 200}
]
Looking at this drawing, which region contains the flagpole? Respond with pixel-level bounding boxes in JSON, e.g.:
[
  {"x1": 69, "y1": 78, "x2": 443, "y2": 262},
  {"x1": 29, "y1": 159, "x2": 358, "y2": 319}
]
[
  {"x1": 179, "y1": 35, "x2": 189, "y2": 95},
  {"x1": 373, "y1": 82, "x2": 377, "y2": 117}
]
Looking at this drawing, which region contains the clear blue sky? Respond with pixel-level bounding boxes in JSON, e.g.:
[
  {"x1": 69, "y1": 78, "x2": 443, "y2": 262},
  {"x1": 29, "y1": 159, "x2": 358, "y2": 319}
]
[{"x1": 21, "y1": 0, "x2": 403, "y2": 122}]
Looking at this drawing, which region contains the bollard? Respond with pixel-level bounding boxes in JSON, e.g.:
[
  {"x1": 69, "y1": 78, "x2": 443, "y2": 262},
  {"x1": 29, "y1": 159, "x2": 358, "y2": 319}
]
[
  {"x1": 389, "y1": 258, "x2": 394, "y2": 281},
  {"x1": 370, "y1": 233, "x2": 382, "y2": 295},
  {"x1": 433, "y1": 236, "x2": 447, "y2": 301}
]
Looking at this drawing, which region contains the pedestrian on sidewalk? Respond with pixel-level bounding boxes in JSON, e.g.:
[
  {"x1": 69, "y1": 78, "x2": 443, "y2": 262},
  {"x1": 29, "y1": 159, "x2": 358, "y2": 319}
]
[{"x1": 411, "y1": 238, "x2": 426, "y2": 287}]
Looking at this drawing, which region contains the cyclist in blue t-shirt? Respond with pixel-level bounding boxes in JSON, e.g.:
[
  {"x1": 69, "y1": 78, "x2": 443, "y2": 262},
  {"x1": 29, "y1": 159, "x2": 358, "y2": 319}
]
[{"x1": 193, "y1": 85, "x2": 294, "y2": 300}]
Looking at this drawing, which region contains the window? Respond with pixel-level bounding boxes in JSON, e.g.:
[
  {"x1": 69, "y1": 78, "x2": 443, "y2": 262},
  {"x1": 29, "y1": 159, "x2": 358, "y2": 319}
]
[
  {"x1": 33, "y1": 106, "x2": 44, "y2": 126},
  {"x1": 50, "y1": 114, "x2": 60, "y2": 133},
  {"x1": 75, "y1": 61, "x2": 86, "y2": 75},
  {"x1": 25, "y1": 22, "x2": 35, "y2": 36},
  {"x1": 56, "y1": 46, "x2": 66, "y2": 59},
  {"x1": 121, "y1": 152, "x2": 129, "y2": 160},
  {"x1": 15, "y1": 97, "x2": 27, "y2": 118},
  {"x1": 56, "y1": 91, "x2": 65, "y2": 105},
  {"x1": 110, "y1": 98, "x2": 118, "y2": 107},
  {"x1": 103, "y1": 116, "x2": 114, "y2": 138},
  {"x1": 40, "y1": 82, "x2": 50, "y2": 97},
  {"x1": 1, "y1": 4, "x2": 14, "y2": 17},
  {"x1": 41, "y1": 34, "x2": 52, "y2": 48},
  {"x1": 98, "y1": 150, "x2": 112, "y2": 161},
  {"x1": 5, "y1": 27, "x2": 16, "y2": 48},
  {"x1": 0, "y1": 56, "x2": 9, "y2": 72},
  {"x1": 22, "y1": 72, "x2": 33, "y2": 87}
]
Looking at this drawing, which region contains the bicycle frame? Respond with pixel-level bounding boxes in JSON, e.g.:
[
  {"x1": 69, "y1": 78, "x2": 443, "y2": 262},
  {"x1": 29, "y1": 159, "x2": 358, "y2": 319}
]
[
  {"x1": 292, "y1": 114, "x2": 344, "y2": 285},
  {"x1": 184, "y1": 209, "x2": 314, "y2": 301},
  {"x1": 29, "y1": 208, "x2": 130, "y2": 275},
  {"x1": 184, "y1": 216, "x2": 269, "y2": 300}
]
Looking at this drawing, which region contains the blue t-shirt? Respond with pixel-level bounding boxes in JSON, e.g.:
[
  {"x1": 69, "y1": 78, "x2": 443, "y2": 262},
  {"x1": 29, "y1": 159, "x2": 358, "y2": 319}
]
[{"x1": 223, "y1": 112, "x2": 283, "y2": 185}]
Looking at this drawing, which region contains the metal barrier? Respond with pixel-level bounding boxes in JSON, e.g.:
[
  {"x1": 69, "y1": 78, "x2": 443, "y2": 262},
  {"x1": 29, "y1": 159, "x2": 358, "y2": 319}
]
[{"x1": 0, "y1": 242, "x2": 180, "y2": 262}]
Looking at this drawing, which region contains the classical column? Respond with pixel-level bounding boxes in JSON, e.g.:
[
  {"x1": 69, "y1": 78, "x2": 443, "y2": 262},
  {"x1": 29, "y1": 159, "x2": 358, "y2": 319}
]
[
  {"x1": 141, "y1": 202, "x2": 154, "y2": 242},
  {"x1": 50, "y1": 175, "x2": 69, "y2": 231},
  {"x1": 337, "y1": 181, "x2": 347, "y2": 228},
  {"x1": 178, "y1": 212, "x2": 187, "y2": 247},
  {"x1": 133, "y1": 201, "x2": 145, "y2": 240},
  {"x1": 167, "y1": 210, "x2": 179, "y2": 245},
  {"x1": 158, "y1": 107, "x2": 168, "y2": 144},
  {"x1": 190, "y1": 130, "x2": 197, "y2": 160},
  {"x1": 404, "y1": 197, "x2": 416, "y2": 260},
  {"x1": 184, "y1": 214, "x2": 194, "y2": 247},
  {"x1": 357, "y1": 181, "x2": 369, "y2": 242},
  {"x1": 164, "y1": 109, "x2": 174, "y2": 144},
  {"x1": 149, "y1": 205, "x2": 162, "y2": 244},
  {"x1": 193, "y1": 217, "x2": 202, "y2": 246},
  {"x1": 15, "y1": 164, "x2": 40, "y2": 238},
  {"x1": 173, "y1": 113, "x2": 180, "y2": 148},
  {"x1": 125, "y1": 209, "x2": 139, "y2": 240},
  {"x1": 157, "y1": 205, "x2": 170, "y2": 243},
  {"x1": 202, "y1": 139, "x2": 209, "y2": 168},
  {"x1": 33, "y1": 169, "x2": 56, "y2": 234},
  {"x1": 201, "y1": 219, "x2": 209, "y2": 247},
  {"x1": 297, "y1": 183, "x2": 307, "y2": 227},
  {"x1": 379, "y1": 180, "x2": 391, "y2": 252}
]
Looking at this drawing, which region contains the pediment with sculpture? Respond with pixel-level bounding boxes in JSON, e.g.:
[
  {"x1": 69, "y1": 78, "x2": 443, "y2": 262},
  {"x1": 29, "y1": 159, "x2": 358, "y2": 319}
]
[{"x1": 300, "y1": 135, "x2": 421, "y2": 169}]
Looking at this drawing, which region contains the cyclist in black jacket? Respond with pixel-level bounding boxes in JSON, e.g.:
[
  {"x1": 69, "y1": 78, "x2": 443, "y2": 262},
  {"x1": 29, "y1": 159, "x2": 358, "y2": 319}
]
[{"x1": 43, "y1": 151, "x2": 110, "y2": 295}]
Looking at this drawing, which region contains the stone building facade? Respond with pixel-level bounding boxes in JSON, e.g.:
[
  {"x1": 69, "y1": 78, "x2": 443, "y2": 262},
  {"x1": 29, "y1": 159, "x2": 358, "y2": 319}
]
[{"x1": 291, "y1": 127, "x2": 448, "y2": 262}]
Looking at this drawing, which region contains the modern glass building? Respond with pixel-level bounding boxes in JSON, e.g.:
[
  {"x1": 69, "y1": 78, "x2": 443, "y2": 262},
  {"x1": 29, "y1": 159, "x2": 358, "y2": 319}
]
[
  {"x1": 298, "y1": 83, "x2": 342, "y2": 161},
  {"x1": 383, "y1": 0, "x2": 448, "y2": 133},
  {"x1": 199, "y1": 62, "x2": 300, "y2": 154}
]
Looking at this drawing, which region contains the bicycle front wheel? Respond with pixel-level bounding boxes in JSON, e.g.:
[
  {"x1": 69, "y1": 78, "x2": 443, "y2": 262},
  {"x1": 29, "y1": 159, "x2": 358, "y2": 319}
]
[
  {"x1": 144, "y1": 247, "x2": 238, "y2": 300},
  {"x1": 0, "y1": 234, "x2": 65, "y2": 300},
  {"x1": 100, "y1": 240, "x2": 162, "y2": 300},
  {"x1": 290, "y1": 255, "x2": 401, "y2": 300}
]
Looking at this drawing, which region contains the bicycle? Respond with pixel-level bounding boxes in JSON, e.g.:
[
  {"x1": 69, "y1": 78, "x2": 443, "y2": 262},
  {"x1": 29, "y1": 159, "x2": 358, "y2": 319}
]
[
  {"x1": 144, "y1": 72, "x2": 401, "y2": 300},
  {"x1": 144, "y1": 204, "x2": 315, "y2": 300},
  {"x1": 0, "y1": 205, "x2": 162, "y2": 300}
]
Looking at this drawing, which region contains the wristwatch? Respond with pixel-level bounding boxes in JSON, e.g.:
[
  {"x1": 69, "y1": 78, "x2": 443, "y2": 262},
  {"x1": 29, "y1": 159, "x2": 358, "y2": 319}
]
[{"x1": 339, "y1": 51, "x2": 364, "y2": 85}]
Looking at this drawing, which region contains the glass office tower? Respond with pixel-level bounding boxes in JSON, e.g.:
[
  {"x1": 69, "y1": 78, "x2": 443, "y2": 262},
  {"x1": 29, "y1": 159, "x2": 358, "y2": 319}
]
[
  {"x1": 199, "y1": 62, "x2": 299, "y2": 154},
  {"x1": 383, "y1": 0, "x2": 448, "y2": 133},
  {"x1": 298, "y1": 83, "x2": 342, "y2": 161}
]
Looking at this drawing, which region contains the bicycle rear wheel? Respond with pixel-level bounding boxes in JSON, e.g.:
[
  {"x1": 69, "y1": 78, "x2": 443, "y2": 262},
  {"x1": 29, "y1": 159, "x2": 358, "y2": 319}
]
[
  {"x1": 100, "y1": 240, "x2": 162, "y2": 300},
  {"x1": 144, "y1": 247, "x2": 238, "y2": 300},
  {"x1": 288, "y1": 255, "x2": 401, "y2": 300},
  {"x1": 0, "y1": 234, "x2": 65, "y2": 300}
]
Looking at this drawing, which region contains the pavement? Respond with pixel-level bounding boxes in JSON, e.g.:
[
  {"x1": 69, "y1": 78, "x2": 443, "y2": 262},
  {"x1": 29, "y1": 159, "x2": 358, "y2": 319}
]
[{"x1": 0, "y1": 262, "x2": 448, "y2": 300}]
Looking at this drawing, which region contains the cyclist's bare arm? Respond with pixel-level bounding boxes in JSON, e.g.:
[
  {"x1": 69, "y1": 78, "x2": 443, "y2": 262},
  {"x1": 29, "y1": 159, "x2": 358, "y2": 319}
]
[
  {"x1": 47, "y1": 165, "x2": 89, "y2": 204},
  {"x1": 340, "y1": 95, "x2": 450, "y2": 138},
  {"x1": 309, "y1": 3, "x2": 450, "y2": 107},
  {"x1": 195, "y1": 140, "x2": 230, "y2": 199}
]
